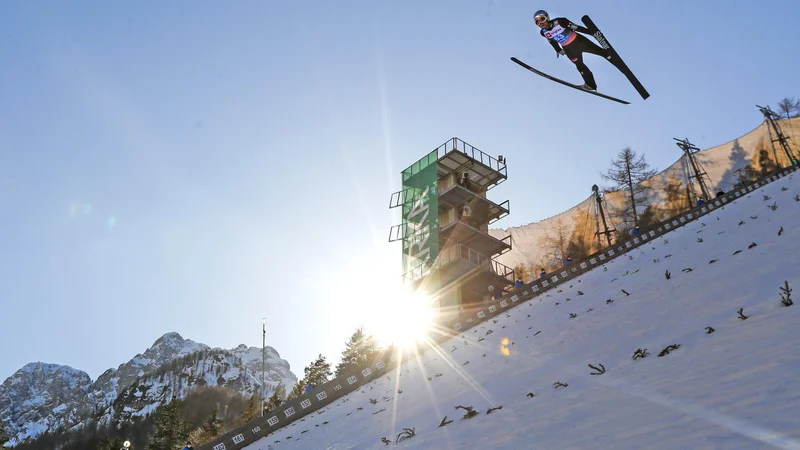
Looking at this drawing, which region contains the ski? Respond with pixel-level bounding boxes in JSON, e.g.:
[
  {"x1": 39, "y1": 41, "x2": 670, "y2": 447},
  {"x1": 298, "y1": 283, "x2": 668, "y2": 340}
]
[
  {"x1": 581, "y1": 15, "x2": 650, "y2": 100},
  {"x1": 510, "y1": 57, "x2": 630, "y2": 105}
]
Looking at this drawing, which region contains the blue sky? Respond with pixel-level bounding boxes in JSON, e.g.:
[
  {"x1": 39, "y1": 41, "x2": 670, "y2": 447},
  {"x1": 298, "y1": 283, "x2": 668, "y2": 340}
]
[{"x1": 1, "y1": 0, "x2": 799, "y2": 381}]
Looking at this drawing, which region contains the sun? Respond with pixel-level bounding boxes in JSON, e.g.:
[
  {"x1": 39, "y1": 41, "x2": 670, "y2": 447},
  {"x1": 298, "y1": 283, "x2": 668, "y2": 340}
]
[
  {"x1": 315, "y1": 248, "x2": 438, "y2": 350},
  {"x1": 365, "y1": 288, "x2": 436, "y2": 349}
]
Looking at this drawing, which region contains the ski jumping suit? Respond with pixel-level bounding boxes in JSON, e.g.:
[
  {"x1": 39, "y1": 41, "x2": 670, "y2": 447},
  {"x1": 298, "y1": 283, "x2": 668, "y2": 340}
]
[{"x1": 540, "y1": 17, "x2": 624, "y2": 90}]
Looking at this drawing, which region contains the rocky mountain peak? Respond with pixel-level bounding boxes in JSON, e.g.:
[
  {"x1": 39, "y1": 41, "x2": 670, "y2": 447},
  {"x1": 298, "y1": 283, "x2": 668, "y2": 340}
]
[
  {"x1": 0, "y1": 363, "x2": 93, "y2": 446},
  {"x1": 0, "y1": 334, "x2": 298, "y2": 446}
]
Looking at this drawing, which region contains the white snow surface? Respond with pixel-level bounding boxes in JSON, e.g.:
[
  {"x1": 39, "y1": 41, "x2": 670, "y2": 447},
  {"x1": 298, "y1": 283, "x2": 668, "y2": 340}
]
[{"x1": 243, "y1": 173, "x2": 800, "y2": 449}]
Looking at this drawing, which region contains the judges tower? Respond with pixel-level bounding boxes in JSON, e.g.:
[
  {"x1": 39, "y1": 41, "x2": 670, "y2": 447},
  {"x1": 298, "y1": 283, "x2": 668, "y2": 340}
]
[{"x1": 389, "y1": 138, "x2": 513, "y2": 321}]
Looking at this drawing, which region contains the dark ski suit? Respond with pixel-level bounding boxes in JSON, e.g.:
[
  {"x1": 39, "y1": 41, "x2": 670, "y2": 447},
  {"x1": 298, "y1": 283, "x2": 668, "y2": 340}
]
[{"x1": 539, "y1": 17, "x2": 624, "y2": 90}]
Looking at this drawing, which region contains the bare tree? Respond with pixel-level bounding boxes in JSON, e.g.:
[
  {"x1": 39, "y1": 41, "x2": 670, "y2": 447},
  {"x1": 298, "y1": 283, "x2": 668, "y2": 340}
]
[
  {"x1": 601, "y1": 147, "x2": 657, "y2": 228},
  {"x1": 540, "y1": 217, "x2": 571, "y2": 268},
  {"x1": 776, "y1": 97, "x2": 800, "y2": 120}
]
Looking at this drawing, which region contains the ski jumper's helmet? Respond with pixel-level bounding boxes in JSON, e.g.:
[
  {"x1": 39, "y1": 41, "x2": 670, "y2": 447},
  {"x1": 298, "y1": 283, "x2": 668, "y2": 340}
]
[{"x1": 533, "y1": 10, "x2": 549, "y2": 25}]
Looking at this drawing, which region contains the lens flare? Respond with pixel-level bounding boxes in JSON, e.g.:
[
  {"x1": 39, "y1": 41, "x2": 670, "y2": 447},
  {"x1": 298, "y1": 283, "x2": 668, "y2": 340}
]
[{"x1": 367, "y1": 289, "x2": 436, "y2": 349}]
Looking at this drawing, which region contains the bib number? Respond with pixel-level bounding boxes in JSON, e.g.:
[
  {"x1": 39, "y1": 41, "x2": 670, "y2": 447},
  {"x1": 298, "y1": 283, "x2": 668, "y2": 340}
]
[{"x1": 545, "y1": 24, "x2": 573, "y2": 44}]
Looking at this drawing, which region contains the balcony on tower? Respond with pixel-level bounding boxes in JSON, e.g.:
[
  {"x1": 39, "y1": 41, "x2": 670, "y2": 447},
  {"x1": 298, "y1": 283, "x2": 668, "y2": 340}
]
[{"x1": 388, "y1": 137, "x2": 513, "y2": 319}]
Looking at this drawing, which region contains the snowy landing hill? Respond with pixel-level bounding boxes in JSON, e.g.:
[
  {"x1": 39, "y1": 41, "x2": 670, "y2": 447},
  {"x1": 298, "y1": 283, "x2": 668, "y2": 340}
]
[
  {"x1": 0, "y1": 332, "x2": 297, "y2": 446},
  {"x1": 241, "y1": 169, "x2": 800, "y2": 448},
  {"x1": 490, "y1": 116, "x2": 800, "y2": 272}
]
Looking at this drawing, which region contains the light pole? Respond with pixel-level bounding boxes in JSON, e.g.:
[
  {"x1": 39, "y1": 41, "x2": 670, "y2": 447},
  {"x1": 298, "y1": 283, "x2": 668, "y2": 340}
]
[
  {"x1": 261, "y1": 318, "x2": 266, "y2": 417},
  {"x1": 121, "y1": 440, "x2": 131, "y2": 450}
]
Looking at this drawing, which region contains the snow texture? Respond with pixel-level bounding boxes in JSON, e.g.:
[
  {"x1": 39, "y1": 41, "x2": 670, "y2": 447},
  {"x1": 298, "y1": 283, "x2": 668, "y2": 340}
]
[{"x1": 242, "y1": 170, "x2": 800, "y2": 449}]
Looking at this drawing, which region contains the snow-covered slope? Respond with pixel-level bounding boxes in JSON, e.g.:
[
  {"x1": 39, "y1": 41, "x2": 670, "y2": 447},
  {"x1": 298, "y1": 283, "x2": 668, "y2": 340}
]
[
  {"x1": 0, "y1": 363, "x2": 93, "y2": 445},
  {"x1": 1, "y1": 333, "x2": 298, "y2": 446},
  {"x1": 91, "y1": 332, "x2": 210, "y2": 407},
  {"x1": 101, "y1": 346, "x2": 295, "y2": 424},
  {"x1": 491, "y1": 117, "x2": 800, "y2": 272},
  {"x1": 229, "y1": 344, "x2": 297, "y2": 394},
  {"x1": 241, "y1": 170, "x2": 800, "y2": 449}
]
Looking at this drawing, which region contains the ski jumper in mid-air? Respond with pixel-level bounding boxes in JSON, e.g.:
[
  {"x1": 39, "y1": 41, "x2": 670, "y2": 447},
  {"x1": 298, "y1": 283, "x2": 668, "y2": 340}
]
[{"x1": 533, "y1": 10, "x2": 624, "y2": 91}]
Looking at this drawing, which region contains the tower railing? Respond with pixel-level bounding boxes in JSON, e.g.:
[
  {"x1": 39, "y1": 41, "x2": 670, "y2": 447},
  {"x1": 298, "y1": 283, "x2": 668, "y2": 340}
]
[
  {"x1": 436, "y1": 137, "x2": 507, "y2": 176},
  {"x1": 401, "y1": 243, "x2": 513, "y2": 284}
]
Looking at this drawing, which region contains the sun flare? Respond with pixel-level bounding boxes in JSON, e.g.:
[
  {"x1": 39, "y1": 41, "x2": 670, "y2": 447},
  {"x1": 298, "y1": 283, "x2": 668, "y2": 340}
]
[{"x1": 365, "y1": 289, "x2": 436, "y2": 349}]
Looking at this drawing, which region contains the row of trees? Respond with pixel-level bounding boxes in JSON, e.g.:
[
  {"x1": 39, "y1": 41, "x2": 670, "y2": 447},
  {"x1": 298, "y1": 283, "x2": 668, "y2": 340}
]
[
  {"x1": 12, "y1": 387, "x2": 261, "y2": 450},
  {"x1": 281, "y1": 327, "x2": 384, "y2": 404},
  {"x1": 513, "y1": 114, "x2": 794, "y2": 282}
]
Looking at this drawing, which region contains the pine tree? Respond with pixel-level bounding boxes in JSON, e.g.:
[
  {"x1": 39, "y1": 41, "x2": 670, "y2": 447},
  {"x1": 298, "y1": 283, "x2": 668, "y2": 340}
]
[
  {"x1": 236, "y1": 394, "x2": 261, "y2": 426},
  {"x1": 742, "y1": 163, "x2": 759, "y2": 183},
  {"x1": 601, "y1": 147, "x2": 657, "y2": 228},
  {"x1": 0, "y1": 422, "x2": 10, "y2": 446},
  {"x1": 148, "y1": 400, "x2": 190, "y2": 450},
  {"x1": 288, "y1": 379, "x2": 306, "y2": 400},
  {"x1": 304, "y1": 354, "x2": 332, "y2": 387},
  {"x1": 202, "y1": 405, "x2": 223, "y2": 437},
  {"x1": 287, "y1": 364, "x2": 323, "y2": 401},
  {"x1": 334, "y1": 327, "x2": 380, "y2": 377},
  {"x1": 96, "y1": 436, "x2": 127, "y2": 450},
  {"x1": 637, "y1": 204, "x2": 663, "y2": 231},
  {"x1": 265, "y1": 384, "x2": 286, "y2": 413},
  {"x1": 756, "y1": 148, "x2": 777, "y2": 176},
  {"x1": 719, "y1": 140, "x2": 749, "y2": 189}
]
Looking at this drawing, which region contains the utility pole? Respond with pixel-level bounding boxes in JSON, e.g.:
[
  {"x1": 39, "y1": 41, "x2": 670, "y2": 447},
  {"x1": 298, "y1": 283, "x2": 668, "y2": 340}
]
[
  {"x1": 757, "y1": 104, "x2": 797, "y2": 166},
  {"x1": 592, "y1": 184, "x2": 614, "y2": 247},
  {"x1": 261, "y1": 318, "x2": 266, "y2": 417},
  {"x1": 674, "y1": 138, "x2": 712, "y2": 203}
]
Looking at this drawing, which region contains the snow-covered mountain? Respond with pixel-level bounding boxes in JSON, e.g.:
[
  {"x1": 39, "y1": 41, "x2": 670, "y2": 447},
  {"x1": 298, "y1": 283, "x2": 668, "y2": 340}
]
[
  {"x1": 490, "y1": 116, "x2": 800, "y2": 272},
  {"x1": 237, "y1": 154, "x2": 800, "y2": 449},
  {"x1": 0, "y1": 363, "x2": 93, "y2": 447},
  {"x1": 91, "y1": 332, "x2": 211, "y2": 409},
  {"x1": 0, "y1": 333, "x2": 297, "y2": 446}
]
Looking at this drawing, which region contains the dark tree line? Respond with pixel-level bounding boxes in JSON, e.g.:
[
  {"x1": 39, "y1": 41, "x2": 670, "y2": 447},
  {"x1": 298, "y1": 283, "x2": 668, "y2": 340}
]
[{"x1": 12, "y1": 387, "x2": 257, "y2": 450}]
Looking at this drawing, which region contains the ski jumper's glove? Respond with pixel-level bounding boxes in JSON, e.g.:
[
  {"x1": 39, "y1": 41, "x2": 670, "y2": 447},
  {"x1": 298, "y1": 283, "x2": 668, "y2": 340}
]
[{"x1": 557, "y1": 50, "x2": 566, "y2": 58}]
